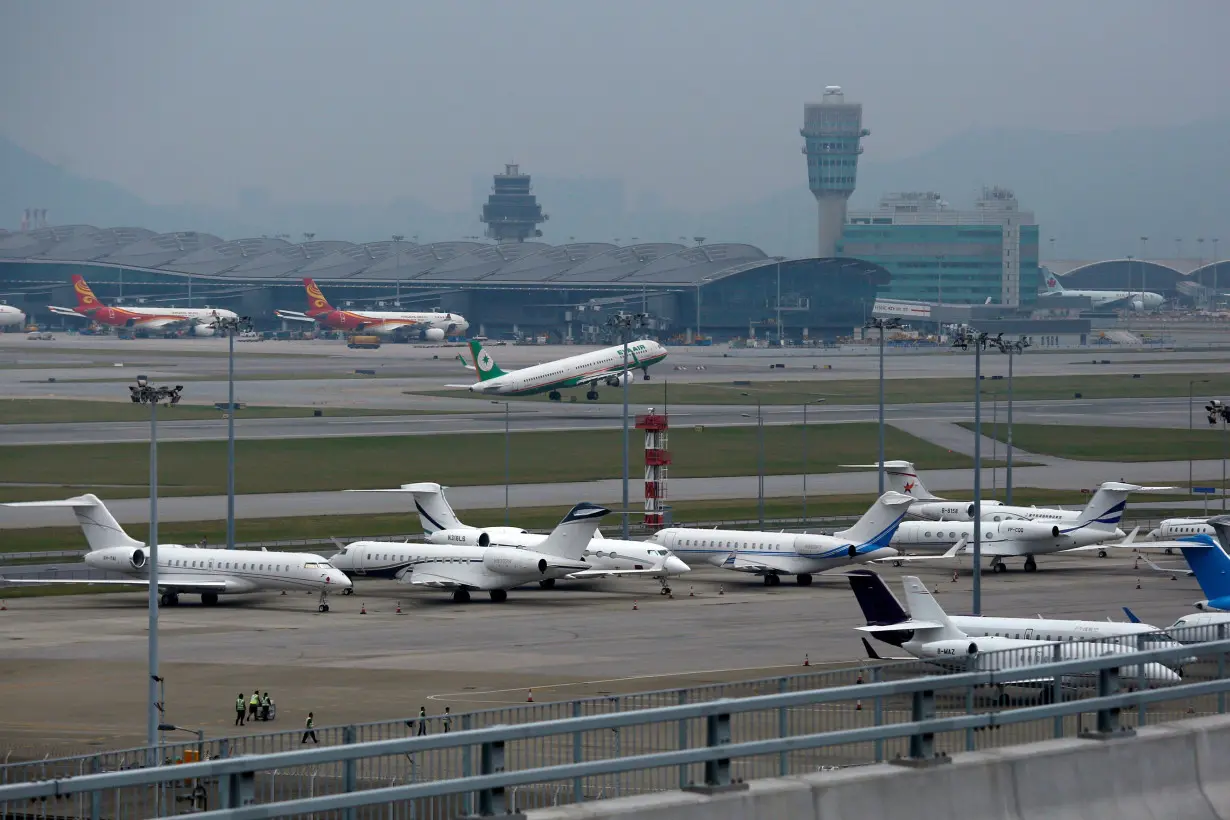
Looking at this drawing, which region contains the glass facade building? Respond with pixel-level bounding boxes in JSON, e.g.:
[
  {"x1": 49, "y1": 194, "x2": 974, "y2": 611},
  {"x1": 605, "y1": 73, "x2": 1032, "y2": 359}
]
[{"x1": 841, "y1": 189, "x2": 1040, "y2": 307}]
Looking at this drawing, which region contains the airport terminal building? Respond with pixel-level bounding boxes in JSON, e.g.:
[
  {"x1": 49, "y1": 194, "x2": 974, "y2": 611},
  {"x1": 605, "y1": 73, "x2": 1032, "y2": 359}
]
[{"x1": 0, "y1": 225, "x2": 889, "y2": 342}]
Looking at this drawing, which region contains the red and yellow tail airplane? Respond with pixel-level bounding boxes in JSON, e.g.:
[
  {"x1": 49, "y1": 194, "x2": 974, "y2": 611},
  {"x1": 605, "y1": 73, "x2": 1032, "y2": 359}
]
[
  {"x1": 275, "y1": 278, "x2": 468, "y2": 341},
  {"x1": 49, "y1": 275, "x2": 237, "y2": 335}
]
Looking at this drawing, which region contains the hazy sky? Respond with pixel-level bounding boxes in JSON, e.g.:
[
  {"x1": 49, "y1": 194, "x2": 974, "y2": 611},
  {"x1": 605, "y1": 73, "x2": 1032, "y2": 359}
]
[{"x1": 2, "y1": 0, "x2": 1227, "y2": 211}]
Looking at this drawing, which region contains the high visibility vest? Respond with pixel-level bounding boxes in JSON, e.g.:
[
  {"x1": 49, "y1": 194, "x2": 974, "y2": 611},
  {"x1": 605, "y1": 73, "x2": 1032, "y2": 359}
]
[
  {"x1": 262, "y1": 696, "x2": 271, "y2": 707},
  {"x1": 306, "y1": 716, "x2": 314, "y2": 729},
  {"x1": 250, "y1": 694, "x2": 260, "y2": 706},
  {"x1": 235, "y1": 698, "x2": 244, "y2": 711}
]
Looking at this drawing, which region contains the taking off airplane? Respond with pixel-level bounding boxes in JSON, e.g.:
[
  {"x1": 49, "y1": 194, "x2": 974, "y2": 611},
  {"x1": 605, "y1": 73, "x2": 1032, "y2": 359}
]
[
  {"x1": 275, "y1": 278, "x2": 468, "y2": 341},
  {"x1": 49, "y1": 275, "x2": 237, "y2": 335}
]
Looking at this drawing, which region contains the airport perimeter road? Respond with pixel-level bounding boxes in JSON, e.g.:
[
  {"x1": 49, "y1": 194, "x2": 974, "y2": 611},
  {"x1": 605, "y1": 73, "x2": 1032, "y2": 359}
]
[
  {"x1": 0, "y1": 557, "x2": 1201, "y2": 754},
  {"x1": 0, "y1": 396, "x2": 1203, "y2": 445},
  {"x1": 3, "y1": 458, "x2": 1225, "y2": 527}
]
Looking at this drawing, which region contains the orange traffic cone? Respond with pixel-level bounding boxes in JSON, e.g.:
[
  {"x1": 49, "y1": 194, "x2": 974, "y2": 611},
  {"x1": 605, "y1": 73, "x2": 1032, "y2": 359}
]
[
  {"x1": 0, "y1": 600, "x2": 6, "y2": 611},
  {"x1": 1136, "y1": 579, "x2": 1142, "y2": 590},
  {"x1": 396, "y1": 601, "x2": 402, "y2": 614},
  {"x1": 633, "y1": 600, "x2": 638, "y2": 610},
  {"x1": 803, "y1": 654, "x2": 809, "y2": 666},
  {"x1": 718, "y1": 584, "x2": 725, "y2": 596},
  {"x1": 856, "y1": 700, "x2": 862, "y2": 711},
  {"x1": 689, "y1": 586, "x2": 694, "y2": 597},
  {"x1": 360, "y1": 602, "x2": 367, "y2": 615},
  {"x1": 857, "y1": 671, "x2": 864, "y2": 685},
  {"x1": 527, "y1": 689, "x2": 534, "y2": 703}
]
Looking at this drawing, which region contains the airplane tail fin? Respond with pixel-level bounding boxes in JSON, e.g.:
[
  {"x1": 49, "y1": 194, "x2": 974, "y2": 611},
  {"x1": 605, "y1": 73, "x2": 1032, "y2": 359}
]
[
  {"x1": 835, "y1": 491, "x2": 914, "y2": 548},
  {"x1": 900, "y1": 575, "x2": 964, "y2": 640},
  {"x1": 303, "y1": 278, "x2": 334, "y2": 314},
  {"x1": 468, "y1": 339, "x2": 509, "y2": 381},
  {"x1": 1181, "y1": 523, "x2": 1230, "y2": 601},
  {"x1": 2, "y1": 494, "x2": 142, "y2": 551},
  {"x1": 1073, "y1": 482, "x2": 1169, "y2": 532},
  {"x1": 840, "y1": 461, "x2": 942, "y2": 500},
  {"x1": 405, "y1": 483, "x2": 467, "y2": 534},
  {"x1": 848, "y1": 570, "x2": 909, "y2": 625},
  {"x1": 1044, "y1": 274, "x2": 1065, "y2": 294},
  {"x1": 536, "y1": 503, "x2": 611, "y2": 560},
  {"x1": 71, "y1": 274, "x2": 102, "y2": 311}
]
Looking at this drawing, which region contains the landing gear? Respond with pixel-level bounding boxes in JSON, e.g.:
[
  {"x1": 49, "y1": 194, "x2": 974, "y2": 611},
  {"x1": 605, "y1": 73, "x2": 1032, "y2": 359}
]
[
  {"x1": 201, "y1": 592, "x2": 219, "y2": 606},
  {"x1": 316, "y1": 588, "x2": 331, "y2": 613},
  {"x1": 642, "y1": 369, "x2": 651, "y2": 381},
  {"x1": 159, "y1": 592, "x2": 179, "y2": 607},
  {"x1": 539, "y1": 578, "x2": 556, "y2": 589},
  {"x1": 586, "y1": 390, "x2": 599, "y2": 401},
  {"x1": 489, "y1": 589, "x2": 508, "y2": 603},
  {"x1": 548, "y1": 390, "x2": 562, "y2": 402},
  {"x1": 1098, "y1": 549, "x2": 1108, "y2": 559},
  {"x1": 796, "y1": 573, "x2": 813, "y2": 587},
  {"x1": 763, "y1": 574, "x2": 782, "y2": 587},
  {"x1": 1023, "y1": 556, "x2": 1037, "y2": 573},
  {"x1": 991, "y1": 559, "x2": 1007, "y2": 574},
  {"x1": 659, "y1": 577, "x2": 672, "y2": 596},
  {"x1": 342, "y1": 587, "x2": 354, "y2": 595},
  {"x1": 452, "y1": 588, "x2": 471, "y2": 603}
]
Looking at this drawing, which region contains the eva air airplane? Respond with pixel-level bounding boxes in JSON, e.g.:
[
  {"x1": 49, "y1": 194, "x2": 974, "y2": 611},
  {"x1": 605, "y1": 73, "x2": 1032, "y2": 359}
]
[{"x1": 456, "y1": 338, "x2": 668, "y2": 401}]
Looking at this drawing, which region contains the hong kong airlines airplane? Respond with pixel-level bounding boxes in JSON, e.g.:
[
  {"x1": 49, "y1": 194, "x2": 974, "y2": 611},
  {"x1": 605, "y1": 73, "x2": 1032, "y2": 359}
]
[
  {"x1": 276, "y1": 278, "x2": 468, "y2": 341},
  {"x1": 49, "y1": 275, "x2": 237, "y2": 335}
]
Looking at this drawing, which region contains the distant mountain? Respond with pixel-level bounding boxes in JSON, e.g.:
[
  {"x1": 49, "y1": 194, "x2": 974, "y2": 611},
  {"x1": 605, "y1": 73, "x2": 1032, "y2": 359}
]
[{"x1": 3, "y1": 117, "x2": 1227, "y2": 259}]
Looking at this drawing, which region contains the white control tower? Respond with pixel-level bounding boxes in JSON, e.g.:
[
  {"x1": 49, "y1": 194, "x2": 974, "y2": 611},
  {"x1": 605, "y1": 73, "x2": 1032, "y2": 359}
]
[{"x1": 801, "y1": 87, "x2": 869, "y2": 257}]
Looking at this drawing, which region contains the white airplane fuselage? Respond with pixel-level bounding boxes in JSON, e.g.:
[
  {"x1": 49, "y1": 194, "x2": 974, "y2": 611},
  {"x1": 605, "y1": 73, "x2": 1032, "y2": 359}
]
[
  {"x1": 426, "y1": 527, "x2": 688, "y2": 578},
  {"x1": 85, "y1": 543, "x2": 350, "y2": 595},
  {"x1": 0, "y1": 304, "x2": 25, "y2": 328},
  {"x1": 469, "y1": 341, "x2": 669, "y2": 396},
  {"x1": 893, "y1": 519, "x2": 1123, "y2": 557},
  {"x1": 329, "y1": 540, "x2": 587, "y2": 590},
  {"x1": 653, "y1": 528, "x2": 896, "y2": 575}
]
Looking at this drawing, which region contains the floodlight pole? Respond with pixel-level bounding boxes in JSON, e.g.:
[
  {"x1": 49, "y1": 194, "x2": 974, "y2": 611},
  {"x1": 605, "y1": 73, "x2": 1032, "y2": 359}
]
[
  {"x1": 226, "y1": 326, "x2": 235, "y2": 550},
  {"x1": 147, "y1": 387, "x2": 160, "y2": 762},
  {"x1": 1006, "y1": 345, "x2": 1014, "y2": 504},
  {"x1": 1190, "y1": 379, "x2": 1209, "y2": 491},
  {"x1": 864, "y1": 317, "x2": 900, "y2": 495},
  {"x1": 973, "y1": 335, "x2": 983, "y2": 615}
]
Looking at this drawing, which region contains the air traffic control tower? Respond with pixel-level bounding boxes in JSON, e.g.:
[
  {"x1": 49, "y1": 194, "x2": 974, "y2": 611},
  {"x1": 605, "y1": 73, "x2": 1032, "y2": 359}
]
[
  {"x1": 480, "y1": 164, "x2": 548, "y2": 243},
  {"x1": 801, "y1": 86, "x2": 869, "y2": 257}
]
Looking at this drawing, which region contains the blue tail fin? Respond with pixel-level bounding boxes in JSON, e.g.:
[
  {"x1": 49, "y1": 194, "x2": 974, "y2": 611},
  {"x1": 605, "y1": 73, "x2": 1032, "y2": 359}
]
[
  {"x1": 1123, "y1": 606, "x2": 1141, "y2": 624},
  {"x1": 1178, "y1": 536, "x2": 1230, "y2": 601}
]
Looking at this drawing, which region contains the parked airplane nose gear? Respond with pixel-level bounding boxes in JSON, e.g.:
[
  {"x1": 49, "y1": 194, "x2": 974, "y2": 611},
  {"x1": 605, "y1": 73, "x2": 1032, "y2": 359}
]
[{"x1": 317, "y1": 588, "x2": 331, "y2": 613}]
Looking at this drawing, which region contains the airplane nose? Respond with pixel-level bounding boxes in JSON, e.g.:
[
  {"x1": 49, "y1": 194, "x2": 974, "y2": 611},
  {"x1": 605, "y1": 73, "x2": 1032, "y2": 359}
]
[
  {"x1": 334, "y1": 571, "x2": 353, "y2": 589},
  {"x1": 665, "y1": 556, "x2": 690, "y2": 575}
]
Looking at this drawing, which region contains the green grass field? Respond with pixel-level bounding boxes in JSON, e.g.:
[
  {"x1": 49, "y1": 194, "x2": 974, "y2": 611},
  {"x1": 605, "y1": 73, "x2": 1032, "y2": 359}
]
[
  {"x1": 0, "y1": 423, "x2": 971, "y2": 502},
  {"x1": 0, "y1": 399, "x2": 431, "y2": 425},
  {"x1": 966, "y1": 423, "x2": 1228, "y2": 463},
  {"x1": 0, "y1": 486, "x2": 1159, "y2": 554},
  {"x1": 424, "y1": 372, "x2": 1230, "y2": 406}
]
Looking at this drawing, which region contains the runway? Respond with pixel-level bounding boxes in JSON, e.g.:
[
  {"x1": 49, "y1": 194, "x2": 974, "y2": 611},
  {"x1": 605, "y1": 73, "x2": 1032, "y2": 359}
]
[{"x1": 0, "y1": 556, "x2": 1204, "y2": 755}]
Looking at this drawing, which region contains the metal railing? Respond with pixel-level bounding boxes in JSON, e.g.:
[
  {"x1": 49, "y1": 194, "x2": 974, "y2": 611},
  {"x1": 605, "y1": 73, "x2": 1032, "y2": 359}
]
[{"x1": 2, "y1": 626, "x2": 1228, "y2": 819}]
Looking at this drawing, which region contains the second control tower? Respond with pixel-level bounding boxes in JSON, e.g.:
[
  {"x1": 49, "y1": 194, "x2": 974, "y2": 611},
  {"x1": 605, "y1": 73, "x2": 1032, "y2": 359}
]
[
  {"x1": 801, "y1": 86, "x2": 869, "y2": 257},
  {"x1": 481, "y1": 164, "x2": 548, "y2": 243}
]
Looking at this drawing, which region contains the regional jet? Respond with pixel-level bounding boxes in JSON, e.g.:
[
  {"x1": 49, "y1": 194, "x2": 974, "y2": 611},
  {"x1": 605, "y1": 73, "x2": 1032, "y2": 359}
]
[{"x1": 0, "y1": 495, "x2": 350, "y2": 610}]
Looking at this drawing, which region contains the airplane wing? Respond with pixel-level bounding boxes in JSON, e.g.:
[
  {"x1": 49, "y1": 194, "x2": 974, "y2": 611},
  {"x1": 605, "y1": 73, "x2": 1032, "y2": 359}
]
[
  {"x1": 48, "y1": 305, "x2": 86, "y2": 318},
  {"x1": 568, "y1": 567, "x2": 669, "y2": 579},
  {"x1": 275, "y1": 310, "x2": 317, "y2": 323},
  {"x1": 397, "y1": 561, "x2": 480, "y2": 589},
  {"x1": 873, "y1": 537, "x2": 966, "y2": 564},
  {"x1": 725, "y1": 553, "x2": 796, "y2": 574},
  {"x1": 442, "y1": 384, "x2": 475, "y2": 389},
  {"x1": 0, "y1": 576, "x2": 228, "y2": 591},
  {"x1": 1141, "y1": 556, "x2": 1193, "y2": 577}
]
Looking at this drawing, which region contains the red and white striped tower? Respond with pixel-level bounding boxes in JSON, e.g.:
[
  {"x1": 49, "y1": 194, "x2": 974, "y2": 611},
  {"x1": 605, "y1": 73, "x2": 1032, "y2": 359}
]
[{"x1": 636, "y1": 408, "x2": 670, "y2": 529}]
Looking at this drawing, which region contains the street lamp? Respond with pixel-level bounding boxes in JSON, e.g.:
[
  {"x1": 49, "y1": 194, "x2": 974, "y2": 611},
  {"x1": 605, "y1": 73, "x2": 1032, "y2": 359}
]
[
  {"x1": 695, "y1": 276, "x2": 714, "y2": 344},
  {"x1": 1190, "y1": 379, "x2": 1210, "y2": 490},
  {"x1": 1207, "y1": 400, "x2": 1230, "y2": 512},
  {"x1": 801, "y1": 398, "x2": 826, "y2": 525},
  {"x1": 951, "y1": 327, "x2": 994, "y2": 615},
  {"x1": 864, "y1": 317, "x2": 903, "y2": 494},
  {"x1": 491, "y1": 401, "x2": 510, "y2": 525},
  {"x1": 990, "y1": 335, "x2": 1029, "y2": 504},
  {"x1": 607, "y1": 313, "x2": 649, "y2": 538},
  {"x1": 211, "y1": 316, "x2": 252, "y2": 550},
  {"x1": 741, "y1": 393, "x2": 765, "y2": 528},
  {"x1": 129, "y1": 376, "x2": 183, "y2": 761},
  {"x1": 392, "y1": 235, "x2": 405, "y2": 305}
]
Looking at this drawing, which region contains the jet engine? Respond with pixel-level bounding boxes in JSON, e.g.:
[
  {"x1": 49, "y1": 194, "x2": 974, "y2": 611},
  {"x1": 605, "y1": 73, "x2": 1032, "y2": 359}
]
[
  {"x1": 482, "y1": 547, "x2": 548, "y2": 575},
  {"x1": 422, "y1": 327, "x2": 446, "y2": 342},
  {"x1": 192, "y1": 325, "x2": 216, "y2": 337},
  {"x1": 1130, "y1": 299, "x2": 1144, "y2": 312},
  {"x1": 917, "y1": 639, "x2": 981, "y2": 658},
  {"x1": 84, "y1": 547, "x2": 147, "y2": 571},
  {"x1": 606, "y1": 372, "x2": 633, "y2": 388},
  {"x1": 998, "y1": 521, "x2": 1061, "y2": 540},
  {"x1": 429, "y1": 529, "x2": 492, "y2": 547}
]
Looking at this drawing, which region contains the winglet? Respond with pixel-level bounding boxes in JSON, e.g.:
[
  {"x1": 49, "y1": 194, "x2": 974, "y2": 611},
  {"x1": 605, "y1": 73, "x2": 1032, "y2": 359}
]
[{"x1": 1120, "y1": 525, "x2": 1139, "y2": 546}]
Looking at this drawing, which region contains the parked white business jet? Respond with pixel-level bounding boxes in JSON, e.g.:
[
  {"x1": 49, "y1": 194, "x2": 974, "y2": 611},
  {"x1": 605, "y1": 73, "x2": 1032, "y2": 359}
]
[
  {"x1": 329, "y1": 502, "x2": 610, "y2": 602},
  {"x1": 1040, "y1": 274, "x2": 1164, "y2": 311},
  {"x1": 850, "y1": 574, "x2": 1179, "y2": 687},
  {"x1": 1149, "y1": 517, "x2": 1213, "y2": 541},
  {"x1": 849, "y1": 571, "x2": 1185, "y2": 663},
  {"x1": 886, "y1": 482, "x2": 1164, "y2": 572},
  {"x1": 452, "y1": 338, "x2": 668, "y2": 401},
  {"x1": 649, "y1": 491, "x2": 911, "y2": 586},
  {"x1": 0, "y1": 495, "x2": 351, "y2": 610},
  {"x1": 353, "y1": 482, "x2": 690, "y2": 594},
  {"x1": 841, "y1": 461, "x2": 1008, "y2": 521}
]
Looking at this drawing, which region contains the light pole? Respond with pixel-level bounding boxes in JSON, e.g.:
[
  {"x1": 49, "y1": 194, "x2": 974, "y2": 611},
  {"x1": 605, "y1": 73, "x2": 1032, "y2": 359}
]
[
  {"x1": 1190, "y1": 379, "x2": 1210, "y2": 490},
  {"x1": 491, "y1": 401, "x2": 510, "y2": 525},
  {"x1": 1208, "y1": 400, "x2": 1230, "y2": 512},
  {"x1": 1140, "y1": 236, "x2": 1149, "y2": 305},
  {"x1": 1214, "y1": 239, "x2": 1221, "y2": 308},
  {"x1": 953, "y1": 328, "x2": 991, "y2": 614},
  {"x1": 695, "y1": 276, "x2": 713, "y2": 344},
  {"x1": 212, "y1": 316, "x2": 251, "y2": 550},
  {"x1": 129, "y1": 377, "x2": 183, "y2": 761},
  {"x1": 864, "y1": 317, "x2": 903, "y2": 493},
  {"x1": 741, "y1": 394, "x2": 765, "y2": 527},
  {"x1": 991, "y1": 335, "x2": 1029, "y2": 504},
  {"x1": 607, "y1": 313, "x2": 648, "y2": 538},
  {"x1": 936, "y1": 255, "x2": 944, "y2": 304},
  {"x1": 392, "y1": 235, "x2": 405, "y2": 306},
  {"x1": 801, "y1": 398, "x2": 825, "y2": 525}
]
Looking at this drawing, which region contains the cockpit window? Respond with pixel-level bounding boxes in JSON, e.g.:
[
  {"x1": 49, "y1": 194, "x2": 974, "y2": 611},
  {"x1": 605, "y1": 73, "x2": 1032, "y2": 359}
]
[{"x1": 304, "y1": 562, "x2": 319, "y2": 568}]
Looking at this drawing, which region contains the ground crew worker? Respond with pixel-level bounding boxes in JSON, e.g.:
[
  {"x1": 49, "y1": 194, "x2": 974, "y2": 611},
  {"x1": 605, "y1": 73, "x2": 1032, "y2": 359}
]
[
  {"x1": 416, "y1": 706, "x2": 428, "y2": 736},
  {"x1": 302, "y1": 712, "x2": 318, "y2": 744},
  {"x1": 249, "y1": 690, "x2": 261, "y2": 721},
  {"x1": 234, "y1": 693, "x2": 246, "y2": 726},
  {"x1": 442, "y1": 706, "x2": 452, "y2": 733},
  {"x1": 261, "y1": 692, "x2": 272, "y2": 721}
]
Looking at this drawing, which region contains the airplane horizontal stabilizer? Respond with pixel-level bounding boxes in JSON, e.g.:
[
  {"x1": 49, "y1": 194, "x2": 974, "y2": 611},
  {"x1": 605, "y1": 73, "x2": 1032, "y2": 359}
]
[{"x1": 855, "y1": 620, "x2": 944, "y2": 632}]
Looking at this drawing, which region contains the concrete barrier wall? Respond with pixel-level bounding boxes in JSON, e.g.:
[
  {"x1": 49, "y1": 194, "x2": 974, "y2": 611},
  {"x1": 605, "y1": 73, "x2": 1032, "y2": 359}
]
[{"x1": 528, "y1": 714, "x2": 1230, "y2": 820}]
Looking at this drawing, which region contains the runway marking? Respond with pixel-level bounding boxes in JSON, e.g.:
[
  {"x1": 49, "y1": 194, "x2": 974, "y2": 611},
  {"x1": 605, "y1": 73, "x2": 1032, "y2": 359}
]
[{"x1": 426, "y1": 661, "x2": 859, "y2": 704}]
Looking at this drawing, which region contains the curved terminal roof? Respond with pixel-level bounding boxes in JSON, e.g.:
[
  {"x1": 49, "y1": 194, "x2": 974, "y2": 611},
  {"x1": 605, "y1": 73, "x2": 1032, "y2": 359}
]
[{"x1": 0, "y1": 225, "x2": 881, "y2": 288}]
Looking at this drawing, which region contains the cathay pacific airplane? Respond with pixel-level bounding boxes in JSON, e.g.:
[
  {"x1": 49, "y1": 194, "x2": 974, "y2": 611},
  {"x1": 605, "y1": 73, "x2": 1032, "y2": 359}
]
[{"x1": 453, "y1": 338, "x2": 668, "y2": 401}]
